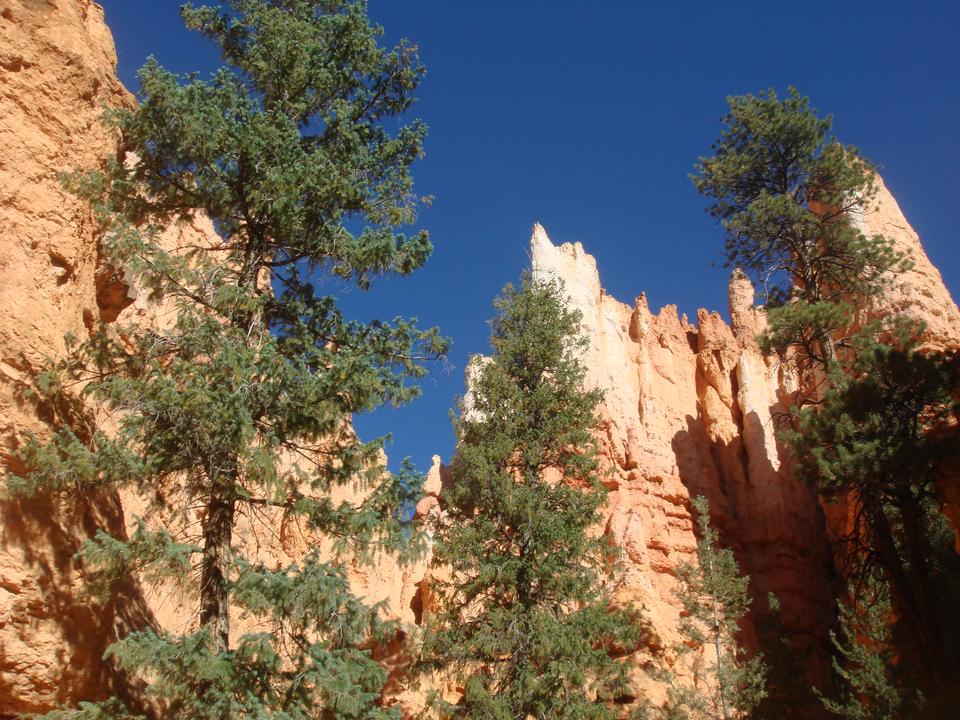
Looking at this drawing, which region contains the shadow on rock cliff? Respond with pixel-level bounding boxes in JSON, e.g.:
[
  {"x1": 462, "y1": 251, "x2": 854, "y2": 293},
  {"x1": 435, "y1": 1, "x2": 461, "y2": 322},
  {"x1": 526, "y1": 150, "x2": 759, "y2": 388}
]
[
  {"x1": 672, "y1": 412, "x2": 834, "y2": 719},
  {"x1": 0, "y1": 489, "x2": 158, "y2": 717}
]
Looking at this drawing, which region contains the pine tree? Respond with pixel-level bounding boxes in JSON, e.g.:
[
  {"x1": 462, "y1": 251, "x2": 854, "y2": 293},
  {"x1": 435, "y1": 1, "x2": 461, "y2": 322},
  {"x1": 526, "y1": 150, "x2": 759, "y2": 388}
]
[
  {"x1": 691, "y1": 87, "x2": 960, "y2": 710},
  {"x1": 788, "y1": 332, "x2": 960, "y2": 700},
  {"x1": 691, "y1": 87, "x2": 906, "y2": 376},
  {"x1": 815, "y1": 580, "x2": 913, "y2": 720},
  {"x1": 667, "y1": 497, "x2": 766, "y2": 720},
  {"x1": 421, "y1": 275, "x2": 642, "y2": 720},
  {"x1": 7, "y1": 1, "x2": 444, "y2": 717}
]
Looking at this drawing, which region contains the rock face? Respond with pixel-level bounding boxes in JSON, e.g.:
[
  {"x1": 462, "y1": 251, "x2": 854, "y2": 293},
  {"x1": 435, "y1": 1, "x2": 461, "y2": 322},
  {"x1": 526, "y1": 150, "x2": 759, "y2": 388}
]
[
  {"x1": 531, "y1": 226, "x2": 835, "y2": 695},
  {"x1": 527, "y1": 179, "x2": 960, "y2": 702},
  {"x1": 0, "y1": 0, "x2": 134, "y2": 712},
  {"x1": 2, "y1": 1, "x2": 959, "y2": 717},
  {"x1": 854, "y1": 175, "x2": 960, "y2": 352},
  {"x1": 0, "y1": 0, "x2": 130, "y2": 455}
]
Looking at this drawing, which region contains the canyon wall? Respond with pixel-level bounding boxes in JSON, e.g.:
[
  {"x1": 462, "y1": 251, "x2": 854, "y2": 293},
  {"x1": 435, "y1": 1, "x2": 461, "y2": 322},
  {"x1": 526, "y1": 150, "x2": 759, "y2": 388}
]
[
  {"x1": 1, "y1": 1, "x2": 958, "y2": 717},
  {"x1": 531, "y1": 226, "x2": 835, "y2": 696},
  {"x1": 526, "y1": 171, "x2": 960, "y2": 704},
  {"x1": 0, "y1": 0, "x2": 135, "y2": 712}
]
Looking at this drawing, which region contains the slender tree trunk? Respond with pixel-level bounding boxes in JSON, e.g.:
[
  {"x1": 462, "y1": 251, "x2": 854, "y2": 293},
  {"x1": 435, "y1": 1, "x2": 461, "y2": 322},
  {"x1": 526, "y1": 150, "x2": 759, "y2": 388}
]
[
  {"x1": 708, "y1": 553, "x2": 732, "y2": 720},
  {"x1": 899, "y1": 499, "x2": 950, "y2": 693},
  {"x1": 866, "y1": 500, "x2": 944, "y2": 694},
  {"x1": 510, "y1": 538, "x2": 532, "y2": 720},
  {"x1": 822, "y1": 335, "x2": 837, "y2": 367},
  {"x1": 200, "y1": 470, "x2": 235, "y2": 655}
]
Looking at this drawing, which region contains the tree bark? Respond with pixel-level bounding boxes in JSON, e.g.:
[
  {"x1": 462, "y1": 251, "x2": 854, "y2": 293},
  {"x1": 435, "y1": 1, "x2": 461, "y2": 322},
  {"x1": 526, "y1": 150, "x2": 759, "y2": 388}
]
[
  {"x1": 200, "y1": 471, "x2": 235, "y2": 655},
  {"x1": 867, "y1": 501, "x2": 945, "y2": 694}
]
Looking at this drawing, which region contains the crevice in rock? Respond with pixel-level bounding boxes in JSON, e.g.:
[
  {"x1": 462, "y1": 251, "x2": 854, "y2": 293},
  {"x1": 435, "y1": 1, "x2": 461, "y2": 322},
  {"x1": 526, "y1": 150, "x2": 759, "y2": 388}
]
[
  {"x1": 0, "y1": 57, "x2": 33, "y2": 72},
  {"x1": 49, "y1": 251, "x2": 74, "y2": 286},
  {"x1": 95, "y1": 263, "x2": 134, "y2": 322}
]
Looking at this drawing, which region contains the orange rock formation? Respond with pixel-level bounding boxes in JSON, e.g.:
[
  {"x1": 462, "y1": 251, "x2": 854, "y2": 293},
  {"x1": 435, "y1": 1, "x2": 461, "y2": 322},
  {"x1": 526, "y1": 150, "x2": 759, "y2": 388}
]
[
  {"x1": 1, "y1": 0, "x2": 134, "y2": 711},
  {"x1": 530, "y1": 225, "x2": 835, "y2": 694},
  {"x1": 1, "y1": 1, "x2": 958, "y2": 716}
]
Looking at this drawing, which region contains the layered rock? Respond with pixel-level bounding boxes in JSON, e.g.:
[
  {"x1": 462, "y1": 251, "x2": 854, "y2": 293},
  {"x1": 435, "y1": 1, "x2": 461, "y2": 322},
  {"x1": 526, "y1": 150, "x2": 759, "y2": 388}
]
[
  {"x1": 2, "y1": 0, "x2": 960, "y2": 716},
  {"x1": 0, "y1": 0, "x2": 134, "y2": 711},
  {"x1": 531, "y1": 226, "x2": 835, "y2": 697}
]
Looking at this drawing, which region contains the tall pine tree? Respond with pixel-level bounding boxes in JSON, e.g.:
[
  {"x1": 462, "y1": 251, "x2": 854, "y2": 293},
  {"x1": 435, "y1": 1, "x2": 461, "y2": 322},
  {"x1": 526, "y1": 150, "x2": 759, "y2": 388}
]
[
  {"x1": 8, "y1": 1, "x2": 444, "y2": 717},
  {"x1": 691, "y1": 87, "x2": 905, "y2": 378},
  {"x1": 666, "y1": 497, "x2": 766, "y2": 720},
  {"x1": 421, "y1": 275, "x2": 641, "y2": 720},
  {"x1": 694, "y1": 86, "x2": 960, "y2": 712}
]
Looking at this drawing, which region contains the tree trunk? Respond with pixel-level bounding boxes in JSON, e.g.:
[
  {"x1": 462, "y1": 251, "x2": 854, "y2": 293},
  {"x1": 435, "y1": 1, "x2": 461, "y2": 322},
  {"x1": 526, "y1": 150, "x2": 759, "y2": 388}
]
[
  {"x1": 708, "y1": 553, "x2": 732, "y2": 720},
  {"x1": 200, "y1": 471, "x2": 235, "y2": 655},
  {"x1": 899, "y1": 498, "x2": 950, "y2": 693},
  {"x1": 867, "y1": 501, "x2": 945, "y2": 694}
]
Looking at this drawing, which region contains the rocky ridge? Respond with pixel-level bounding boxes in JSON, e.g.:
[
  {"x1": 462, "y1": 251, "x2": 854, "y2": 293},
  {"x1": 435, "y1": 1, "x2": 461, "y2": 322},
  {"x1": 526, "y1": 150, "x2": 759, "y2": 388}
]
[{"x1": 2, "y1": 1, "x2": 959, "y2": 716}]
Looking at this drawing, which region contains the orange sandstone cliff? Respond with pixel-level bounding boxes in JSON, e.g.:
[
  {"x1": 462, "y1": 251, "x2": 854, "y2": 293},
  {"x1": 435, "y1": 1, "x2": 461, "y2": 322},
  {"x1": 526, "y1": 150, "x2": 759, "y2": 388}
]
[
  {"x1": 530, "y1": 226, "x2": 836, "y2": 697},
  {"x1": 0, "y1": 2, "x2": 423, "y2": 714},
  {"x1": 2, "y1": 1, "x2": 959, "y2": 717},
  {"x1": 0, "y1": 0, "x2": 136, "y2": 711}
]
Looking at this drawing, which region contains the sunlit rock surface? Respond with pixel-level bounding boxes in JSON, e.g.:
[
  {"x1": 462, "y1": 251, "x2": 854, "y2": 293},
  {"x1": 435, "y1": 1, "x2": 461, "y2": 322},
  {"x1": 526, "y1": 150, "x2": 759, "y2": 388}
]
[{"x1": 2, "y1": 1, "x2": 959, "y2": 716}]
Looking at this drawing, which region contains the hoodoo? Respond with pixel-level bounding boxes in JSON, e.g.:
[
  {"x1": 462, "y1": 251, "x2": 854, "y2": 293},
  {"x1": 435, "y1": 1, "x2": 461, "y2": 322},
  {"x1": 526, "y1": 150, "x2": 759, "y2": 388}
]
[{"x1": 1, "y1": 1, "x2": 958, "y2": 717}]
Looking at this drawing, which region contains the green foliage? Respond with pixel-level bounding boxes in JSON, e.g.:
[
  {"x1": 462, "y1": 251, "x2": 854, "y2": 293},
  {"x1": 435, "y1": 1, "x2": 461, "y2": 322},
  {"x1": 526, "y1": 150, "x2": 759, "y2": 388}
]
[
  {"x1": 31, "y1": 699, "x2": 144, "y2": 720},
  {"x1": 816, "y1": 583, "x2": 911, "y2": 720},
  {"x1": 78, "y1": 519, "x2": 198, "y2": 600},
  {"x1": 422, "y1": 275, "x2": 642, "y2": 719},
  {"x1": 97, "y1": 554, "x2": 397, "y2": 719},
  {"x1": 667, "y1": 497, "x2": 765, "y2": 720},
  {"x1": 788, "y1": 328, "x2": 958, "y2": 505},
  {"x1": 787, "y1": 330, "x2": 960, "y2": 699},
  {"x1": 8, "y1": 1, "x2": 445, "y2": 717},
  {"x1": 692, "y1": 87, "x2": 906, "y2": 368},
  {"x1": 751, "y1": 593, "x2": 813, "y2": 719}
]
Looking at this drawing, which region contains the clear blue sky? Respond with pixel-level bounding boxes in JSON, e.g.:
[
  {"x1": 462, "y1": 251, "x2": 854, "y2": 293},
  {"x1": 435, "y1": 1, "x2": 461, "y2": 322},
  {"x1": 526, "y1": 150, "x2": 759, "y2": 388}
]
[{"x1": 100, "y1": 1, "x2": 960, "y2": 473}]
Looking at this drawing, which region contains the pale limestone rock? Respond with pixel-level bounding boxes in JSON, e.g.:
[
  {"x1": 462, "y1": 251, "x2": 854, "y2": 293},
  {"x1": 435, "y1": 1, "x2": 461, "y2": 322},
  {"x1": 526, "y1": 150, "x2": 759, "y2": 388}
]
[
  {"x1": 3, "y1": 1, "x2": 960, "y2": 715},
  {"x1": 530, "y1": 224, "x2": 835, "y2": 699},
  {"x1": 853, "y1": 174, "x2": 960, "y2": 351},
  {"x1": 414, "y1": 454, "x2": 449, "y2": 520}
]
